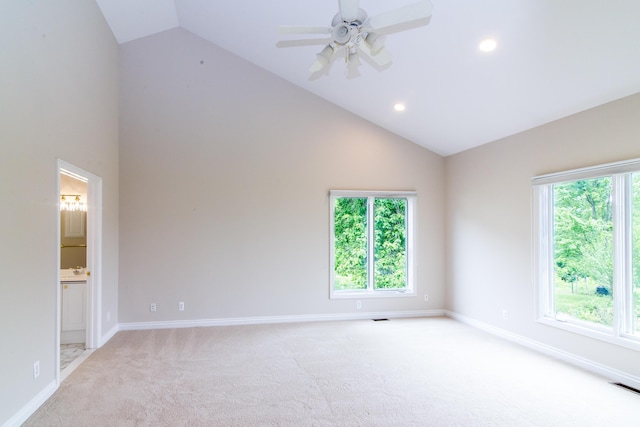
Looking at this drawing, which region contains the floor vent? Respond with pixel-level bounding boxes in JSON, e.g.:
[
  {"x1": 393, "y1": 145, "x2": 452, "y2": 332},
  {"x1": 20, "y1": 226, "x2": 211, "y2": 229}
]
[
  {"x1": 372, "y1": 318, "x2": 389, "y2": 321},
  {"x1": 611, "y1": 382, "x2": 640, "y2": 395}
]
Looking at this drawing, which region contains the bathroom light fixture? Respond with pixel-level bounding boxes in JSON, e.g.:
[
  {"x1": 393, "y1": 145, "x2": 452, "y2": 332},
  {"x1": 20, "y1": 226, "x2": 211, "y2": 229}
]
[
  {"x1": 394, "y1": 103, "x2": 406, "y2": 112},
  {"x1": 60, "y1": 194, "x2": 86, "y2": 212}
]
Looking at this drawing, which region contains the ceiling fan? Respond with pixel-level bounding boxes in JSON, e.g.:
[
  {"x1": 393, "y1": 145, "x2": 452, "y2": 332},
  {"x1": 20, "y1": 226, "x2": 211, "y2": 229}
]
[{"x1": 279, "y1": 0, "x2": 433, "y2": 75}]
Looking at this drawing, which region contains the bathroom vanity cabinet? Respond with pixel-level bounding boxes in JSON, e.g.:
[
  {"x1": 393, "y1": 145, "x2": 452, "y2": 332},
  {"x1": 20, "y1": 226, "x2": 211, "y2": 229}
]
[{"x1": 61, "y1": 280, "x2": 86, "y2": 344}]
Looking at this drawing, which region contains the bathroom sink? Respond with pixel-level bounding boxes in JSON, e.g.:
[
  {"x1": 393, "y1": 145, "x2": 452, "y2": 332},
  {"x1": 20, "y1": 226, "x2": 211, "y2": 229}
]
[
  {"x1": 60, "y1": 275, "x2": 87, "y2": 282},
  {"x1": 60, "y1": 270, "x2": 88, "y2": 281}
]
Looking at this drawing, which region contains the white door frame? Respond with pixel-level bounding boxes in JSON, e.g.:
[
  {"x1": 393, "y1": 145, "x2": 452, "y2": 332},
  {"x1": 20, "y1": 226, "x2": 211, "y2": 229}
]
[{"x1": 56, "y1": 159, "x2": 103, "y2": 383}]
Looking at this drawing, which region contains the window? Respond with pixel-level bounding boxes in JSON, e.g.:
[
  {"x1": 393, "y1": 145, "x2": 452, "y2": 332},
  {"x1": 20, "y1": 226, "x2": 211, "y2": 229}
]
[
  {"x1": 330, "y1": 190, "x2": 416, "y2": 298},
  {"x1": 533, "y1": 158, "x2": 640, "y2": 349},
  {"x1": 633, "y1": 173, "x2": 640, "y2": 334}
]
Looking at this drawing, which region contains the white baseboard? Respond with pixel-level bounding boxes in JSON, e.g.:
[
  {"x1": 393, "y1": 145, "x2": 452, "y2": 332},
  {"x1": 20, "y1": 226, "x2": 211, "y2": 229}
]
[
  {"x1": 1, "y1": 380, "x2": 57, "y2": 427},
  {"x1": 445, "y1": 310, "x2": 640, "y2": 391},
  {"x1": 119, "y1": 309, "x2": 445, "y2": 331},
  {"x1": 99, "y1": 323, "x2": 119, "y2": 347}
]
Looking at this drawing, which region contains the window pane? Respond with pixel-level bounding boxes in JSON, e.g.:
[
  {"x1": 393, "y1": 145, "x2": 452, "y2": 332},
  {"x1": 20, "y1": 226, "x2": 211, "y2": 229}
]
[
  {"x1": 333, "y1": 198, "x2": 368, "y2": 290},
  {"x1": 374, "y1": 198, "x2": 407, "y2": 289},
  {"x1": 553, "y1": 177, "x2": 613, "y2": 326},
  {"x1": 633, "y1": 174, "x2": 640, "y2": 333}
]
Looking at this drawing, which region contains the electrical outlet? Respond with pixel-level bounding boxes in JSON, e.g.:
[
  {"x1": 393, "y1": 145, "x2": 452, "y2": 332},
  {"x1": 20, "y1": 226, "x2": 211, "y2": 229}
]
[
  {"x1": 502, "y1": 309, "x2": 509, "y2": 320},
  {"x1": 33, "y1": 361, "x2": 40, "y2": 379},
  {"x1": 150, "y1": 303, "x2": 157, "y2": 312},
  {"x1": 424, "y1": 294, "x2": 429, "y2": 302},
  {"x1": 106, "y1": 311, "x2": 111, "y2": 322},
  {"x1": 356, "y1": 300, "x2": 362, "y2": 310},
  {"x1": 178, "y1": 301, "x2": 184, "y2": 311}
]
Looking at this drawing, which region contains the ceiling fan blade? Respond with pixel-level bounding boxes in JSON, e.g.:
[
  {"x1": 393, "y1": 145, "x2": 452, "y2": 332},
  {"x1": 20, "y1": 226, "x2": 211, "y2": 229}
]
[
  {"x1": 276, "y1": 38, "x2": 331, "y2": 48},
  {"x1": 358, "y1": 42, "x2": 392, "y2": 67},
  {"x1": 364, "y1": 0, "x2": 433, "y2": 31},
  {"x1": 364, "y1": 32, "x2": 386, "y2": 55},
  {"x1": 339, "y1": 0, "x2": 359, "y2": 21},
  {"x1": 279, "y1": 26, "x2": 332, "y2": 35}
]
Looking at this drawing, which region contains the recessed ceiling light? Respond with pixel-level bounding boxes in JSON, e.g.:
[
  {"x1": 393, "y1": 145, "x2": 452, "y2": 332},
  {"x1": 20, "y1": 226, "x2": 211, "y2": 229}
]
[
  {"x1": 478, "y1": 38, "x2": 497, "y2": 52},
  {"x1": 394, "y1": 103, "x2": 406, "y2": 112}
]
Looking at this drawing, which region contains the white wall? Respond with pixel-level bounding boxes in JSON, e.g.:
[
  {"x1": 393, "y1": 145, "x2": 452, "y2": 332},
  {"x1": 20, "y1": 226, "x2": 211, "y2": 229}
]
[
  {"x1": 118, "y1": 29, "x2": 445, "y2": 323},
  {"x1": 445, "y1": 93, "x2": 640, "y2": 379},
  {"x1": 0, "y1": 1, "x2": 119, "y2": 424}
]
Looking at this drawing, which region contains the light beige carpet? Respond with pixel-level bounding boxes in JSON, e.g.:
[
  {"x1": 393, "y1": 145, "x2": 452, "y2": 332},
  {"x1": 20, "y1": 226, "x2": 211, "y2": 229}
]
[{"x1": 26, "y1": 318, "x2": 639, "y2": 426}]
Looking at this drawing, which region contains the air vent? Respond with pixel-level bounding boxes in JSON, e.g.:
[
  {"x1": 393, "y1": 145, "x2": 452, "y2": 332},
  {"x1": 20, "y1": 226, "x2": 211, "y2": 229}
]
[{"x1": 611, "y1": 382, "x2": 640, "y2": 395}]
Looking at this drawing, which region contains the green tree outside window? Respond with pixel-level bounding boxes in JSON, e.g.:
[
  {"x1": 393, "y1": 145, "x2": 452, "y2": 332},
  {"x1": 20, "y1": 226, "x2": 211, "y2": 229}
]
[
  {"x1": 553, "y1": 177, "x2": 613, "y2": 326},
  {"x1": 333, "y1": 196, "x2": 408, "y2": 292}
]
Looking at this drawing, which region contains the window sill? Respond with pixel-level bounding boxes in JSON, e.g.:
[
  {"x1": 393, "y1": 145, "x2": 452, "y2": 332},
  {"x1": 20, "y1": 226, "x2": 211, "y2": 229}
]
[
  {"x1": 330, "y1": 289, "x2": 416, "y2": 300},
  {"x1": 537, "y1": 316, "x2": 640, "y2": 352}
]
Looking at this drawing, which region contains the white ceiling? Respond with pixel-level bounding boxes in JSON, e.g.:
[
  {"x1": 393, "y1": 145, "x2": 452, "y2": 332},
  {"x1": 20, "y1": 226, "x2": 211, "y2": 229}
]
[{"x1": 95, "y1": 0, "x2": 640, "y2": 156}]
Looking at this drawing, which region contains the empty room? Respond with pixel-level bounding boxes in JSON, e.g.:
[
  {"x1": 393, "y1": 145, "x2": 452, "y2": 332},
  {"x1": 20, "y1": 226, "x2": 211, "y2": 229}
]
[{"x1": 2, "y1": 1, "x2": 640, "y2": 425}]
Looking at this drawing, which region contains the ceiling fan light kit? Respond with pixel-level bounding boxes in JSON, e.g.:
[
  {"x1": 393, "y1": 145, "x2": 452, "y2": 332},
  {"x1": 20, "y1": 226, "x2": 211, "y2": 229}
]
[
  {"x1": 311, "y1": 45, "x2": 336, "y2": 72},
  {"x1": 279, "y1": 0, "x2": 433, "y2": 75}
]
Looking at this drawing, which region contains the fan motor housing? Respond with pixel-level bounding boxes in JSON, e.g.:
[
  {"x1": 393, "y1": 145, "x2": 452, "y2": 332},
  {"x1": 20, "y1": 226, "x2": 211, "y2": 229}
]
[
  {"x1": 331, "y1": 8, "x2": 367, "y2": 45},
  {"x1": 331, "y1": 8, "x2": 367, "y2": 27}
]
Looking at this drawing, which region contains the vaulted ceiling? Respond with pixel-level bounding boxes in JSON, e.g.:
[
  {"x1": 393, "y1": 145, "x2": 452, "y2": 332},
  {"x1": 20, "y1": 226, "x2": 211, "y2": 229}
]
[{"x1": 95, "y1": 0, "x2": 640, "y2": 156}]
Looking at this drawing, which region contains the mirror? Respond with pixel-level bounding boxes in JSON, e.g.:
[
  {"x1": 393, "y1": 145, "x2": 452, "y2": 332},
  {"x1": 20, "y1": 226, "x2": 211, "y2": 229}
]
[{"x1": 60, "y1": 174, "x2": 87, "y2": 269}]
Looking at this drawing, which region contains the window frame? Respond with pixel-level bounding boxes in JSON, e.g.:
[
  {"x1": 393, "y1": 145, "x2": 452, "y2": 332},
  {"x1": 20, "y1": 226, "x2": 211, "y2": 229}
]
[
  {"x1": 532, "y1": 158, "x2": 640, "y2": 351},
  {"x1": 329, "y1": 190, "x2": 417, "y2": 299}
]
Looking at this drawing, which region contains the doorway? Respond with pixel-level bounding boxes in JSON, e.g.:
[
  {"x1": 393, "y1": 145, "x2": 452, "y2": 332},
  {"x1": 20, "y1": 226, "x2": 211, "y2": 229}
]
[{"x1": 56, "y1": 160, "x2": 103, "y2": 382}]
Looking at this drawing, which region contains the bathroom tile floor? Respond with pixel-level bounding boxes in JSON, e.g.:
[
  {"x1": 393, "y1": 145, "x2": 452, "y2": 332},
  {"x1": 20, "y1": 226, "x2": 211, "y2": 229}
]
[{"x1": 60, "y1": 343, "x2": 85, "y2": 371}]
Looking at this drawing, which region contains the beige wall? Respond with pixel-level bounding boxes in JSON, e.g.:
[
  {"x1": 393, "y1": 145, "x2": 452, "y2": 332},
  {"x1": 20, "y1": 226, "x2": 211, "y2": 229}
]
[
  {"x1": 0, "y1": 1, "x2": 119, "y2": 423},
  {"x1": 118, "y1": 29, "x2": 445, "y2": 323},
  {"x1": 445, "y1": 93, "x2": 640, "y2": 378}
]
